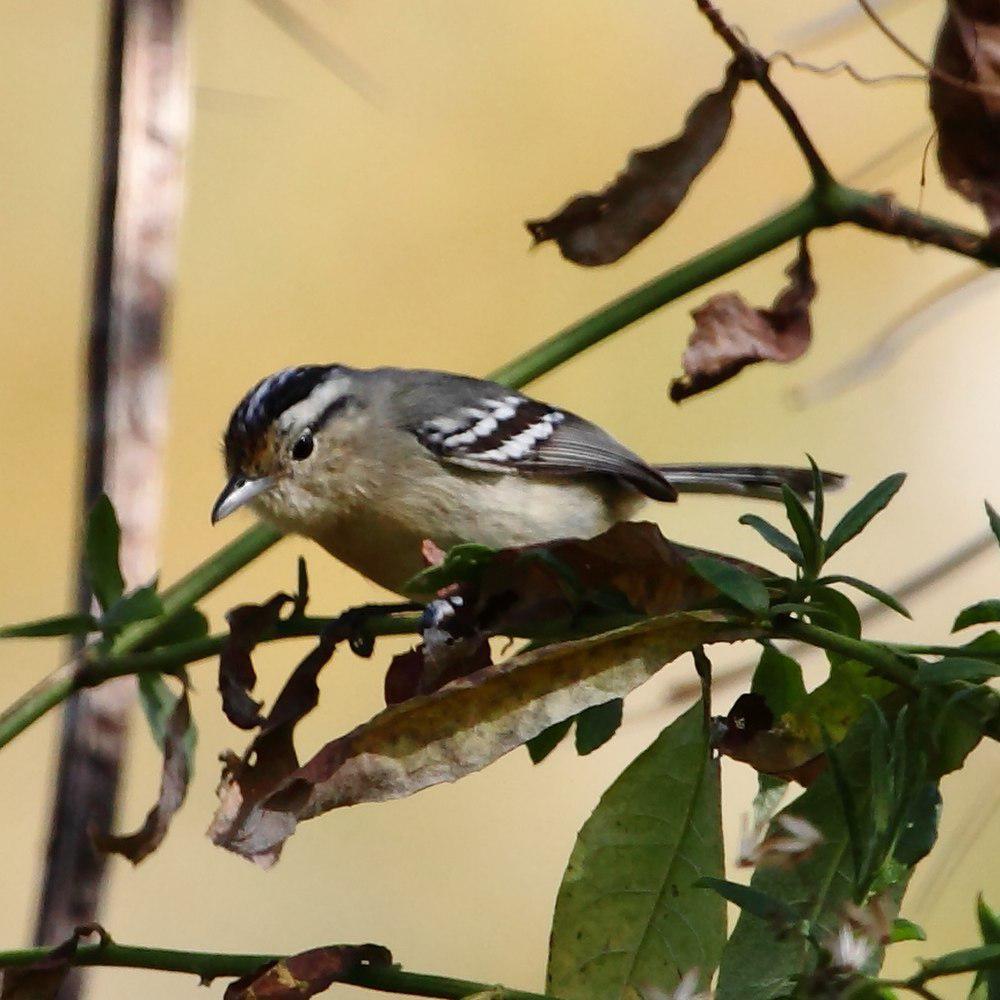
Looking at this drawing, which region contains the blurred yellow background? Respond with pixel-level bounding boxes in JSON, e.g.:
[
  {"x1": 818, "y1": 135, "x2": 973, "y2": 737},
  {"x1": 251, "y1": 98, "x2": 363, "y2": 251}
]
[{"x1": 0, "y1": 1, "x2": 997, "y2": 997}]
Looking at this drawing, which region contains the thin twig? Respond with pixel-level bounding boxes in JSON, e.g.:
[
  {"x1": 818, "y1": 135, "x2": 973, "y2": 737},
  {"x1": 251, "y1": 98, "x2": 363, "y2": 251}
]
[
  {"x1": 857, "y1": 0, "x2": 1000, "y2": 98},
  {"x1": 768, "y1": 49, "x2": 925, "y2": 87},
  {"x1": 693, "y1": 0, "x2": 833, "y2": 185}
]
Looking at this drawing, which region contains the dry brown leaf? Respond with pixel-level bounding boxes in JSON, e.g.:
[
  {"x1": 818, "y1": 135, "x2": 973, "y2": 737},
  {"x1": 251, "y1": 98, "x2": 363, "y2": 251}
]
[
  {"x1": 526, "y1": 61, "x2": 741, "y2": 265},
  {"x1": 930, "y1": 1, "x2": 1000, "y2": 233},
  {"x1": 209, "y1": 611, "x2": 754, "y2": 865},
  {"x1": 223, "y1": 944, "x2": 392, "y2": 1000},
  {"x1": 671, "y1": 239, "x2": 815, "y2": 402},
  {"x1": 713, "y1": 693, "x2": 824, "y2": 785},
  {"x1": 454, "y1": 521, "x2": 763, "y2": 637},
  {"x1": 220, "y1": 595, "x2": 292, "y2": 729},
  {"x1": 94, "y1": 687, "x2": 192, "y2": 864}
]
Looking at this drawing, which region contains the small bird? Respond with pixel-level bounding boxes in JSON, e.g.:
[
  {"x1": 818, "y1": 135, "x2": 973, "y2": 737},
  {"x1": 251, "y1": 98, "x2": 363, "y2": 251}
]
[{"x1": 212, "y1": 364, "x2": 842, "y2": 595}]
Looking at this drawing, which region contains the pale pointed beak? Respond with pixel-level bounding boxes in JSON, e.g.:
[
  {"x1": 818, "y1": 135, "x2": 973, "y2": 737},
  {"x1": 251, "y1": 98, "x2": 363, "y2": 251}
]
[{"x1": 211, "y1": 474, "x2": 278, "y2": 524}]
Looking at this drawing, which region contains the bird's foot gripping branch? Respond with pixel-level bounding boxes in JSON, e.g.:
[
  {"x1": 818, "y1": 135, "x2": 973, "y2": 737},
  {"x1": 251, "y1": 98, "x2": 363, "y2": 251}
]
[{"x1": 3, "y1": 469, "x2": 1000, "y2": 997}]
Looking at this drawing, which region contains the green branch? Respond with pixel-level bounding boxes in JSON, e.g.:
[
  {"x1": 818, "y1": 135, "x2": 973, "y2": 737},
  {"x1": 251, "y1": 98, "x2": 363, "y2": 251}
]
[
  {"x1": 490, "y1": 193, "x2": 827, "y2": 388},
  {"x1": 0, "y1": 940, "x2": 556, "y2": 1000}
]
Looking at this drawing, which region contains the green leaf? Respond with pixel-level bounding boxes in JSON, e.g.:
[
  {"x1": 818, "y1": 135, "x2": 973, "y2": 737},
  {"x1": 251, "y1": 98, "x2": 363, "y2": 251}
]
[
  {"x1": 918, "y1": 944, "x2": 1000, "y2": 980},
  {"x1": 808, "y1": 586, "x2": 862, "y2": 638},
  {"x1": 696, "y1": 876, "x2": 798, "y2": 927},
  {"x1": 84, "y1": 494, "x2": 126, "y2": 612},
  {"x1": 0, "y1": 613, "x2": 98, "y2": 639},
  {"x1": 808, "y1": 455, "x2": 825, "y2": 534},
  {"x1": 751, "y1": 644, "x2": 807, "y2": 718},
  {"x1": 919, "y1": 657, "x2": 1000, "y2": 685},
  {"x1": 988, "y1": 502, "x2": 1000, "y2": 549},
  {"x1": 147, "y1": 606, "x2": 210, "y2": 648},
  {"x1": 954, "y1": 600, "x2": 1000, "y2": 632},
  {"x1": 782, "y1": 485, "x2": 820, "y2": 574},
  {"x1": 893, "y1": 781, "x2": 941, "y2": 866},
  {"x1": 819, "y1": 575, "x2": 911, "y2": 619},
  {"x1": 972, "y1": 895, "x2": 1000, "y2": 1000},
  {"x1": 889, "y1": 917, "x2": 926, "y2": 943},
  {"x1": 928, "y1": 686, "x2": 992, "y2": 775},
  {"x1": 687, "y1": 556, "x2": 770, "y2": 614},
  {"x1": 979, "y1": 896, "x2": 1000, "y2": 944},
  {"x1": 99, "y1": 583, "x2": 164, "y2": 633},
  {"x1": 739, "y1": 514, "x2": 802, "y2": 565},
  {"x1": 403, "y1": 542, "x2": 496, "y2": 597},
  {"x1": 716, "y1": 716, "x2": 897, "y2": 1000},
  {"x1": 547, "y1": 701, "x2": 725, "y2": 1000},
  {"x1": 527, "y1": 718, "x2": 573, "y2": 764},
  {"x1": 138, "y1": 672, "x2": 197, "y2": 774},
  {"x1": 575, "y1": 699, "x2": 623, "y2": 756},
  {"x1": 825, "y1": 473, "x2": 906, "y2": 559}
]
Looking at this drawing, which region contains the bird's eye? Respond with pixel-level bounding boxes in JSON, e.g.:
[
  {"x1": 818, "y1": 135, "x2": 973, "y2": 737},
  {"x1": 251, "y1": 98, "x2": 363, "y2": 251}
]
[{"x1": 291, "y1": 430, "x2": 314, "y2": 461}]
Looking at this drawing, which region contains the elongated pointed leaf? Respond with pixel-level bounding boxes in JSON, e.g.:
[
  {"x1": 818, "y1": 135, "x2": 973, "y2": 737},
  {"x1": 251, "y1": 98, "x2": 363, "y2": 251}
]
[
  {"x1": 687, "y1": 556, "x2": 770, "y2": 613},
  {"x1": 84, "y1": 494, "x2": 125, "y2": 612},
  {"x1": 953, "y1": 600, "x2": 1000, "y2": 632},
  {"x1": 972, "y1": 895, "x2": 1000, "y2": 1000},
  {"x1": 808, "y1": 455, "x2": 825, "y2": 533},
  {"x1": 739, "y1": 514, "x2": 803, "y2": 565},
  {"x1": 826, "y1": 474, "x2": 906, "y2": 558},
  {"x1": 210, "y1": 613, "x2": 753, "y2": 866},
  {"x1": 820, "y1": 575, "x2": 911, "y2": 619},
  {"x1": 547, "y1": 701, "x2": 725, "y2": 999},
  {"x1": 717, "y1": 716, "x2": 898, "y2": 999},
  {"x1": 782, "y1": 484, "x2": 820, "y2": 573},
  {"x1": 0, "y1": 613, "x2": 98, "y2": 639},
  {"x1": 696, "y1": 876, "x2": 798, "y2": 927},
  {"x1": 988, "y1": 502, "x2": 1000, "y2": 549},
  {"x1": 919, "y1": 657, "x2": 1000, "y2": 685},
  {"x1": 919, "y1": 944, "x2": 1000, "y2": 980}
]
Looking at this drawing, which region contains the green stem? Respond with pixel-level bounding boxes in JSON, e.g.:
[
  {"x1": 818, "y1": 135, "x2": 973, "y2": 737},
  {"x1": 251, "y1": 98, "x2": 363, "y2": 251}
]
[
  {"x1": 111, "y1": 523, "x2": 284, "y2": 656},
  {"x1": 0, "y1": 611, "x2": 423, "y2": 751},
  {"x1": 95, "y1": 613, "x2": 424, "y2": 681},
  {"x1": 490, "y1": 193, "x2": 827, "y2": 388},
  {"x1": 822, "y1": 183, "x2": 1000, "y2": 266},
  {"x1": 0, "y1": 941, "x2": 555, "y2": 1000},
  {"x1": 773, "y1": 618, "x2": 919, "y2": 692}
]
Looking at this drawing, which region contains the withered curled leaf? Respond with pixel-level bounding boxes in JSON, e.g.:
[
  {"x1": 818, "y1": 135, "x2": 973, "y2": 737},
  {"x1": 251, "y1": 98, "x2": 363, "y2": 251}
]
[
  {"x1": 210, "y1": 612, "x2": 754, "y2": 865},
  {"x1": 930, "y1": 0, "x2": 1000, "y2": 234},
  {"x1": 223, "y1": 944, "x2": 392, "y2": 1000},
  {"x1": 220, "y1": 594, "x2": 291, "y2": 729},
  {"x1": 439, "y1": 521, "x2": 764, "y2": 638},
  {"x1": 209, "y1": 633, "x2": 339, "y2": 868},
  {"x1": 526, "y1": 61, "x2": 741, "y2": 265},
  {"x1": 94, "y1": 685, "x2": 193, "y2": 864},
  {"x1": 671, "y1": 239, "x2": 815, "y2": 402},
  {"x1": 388, "y1": 521, "x2": 765, "y2": 706}
]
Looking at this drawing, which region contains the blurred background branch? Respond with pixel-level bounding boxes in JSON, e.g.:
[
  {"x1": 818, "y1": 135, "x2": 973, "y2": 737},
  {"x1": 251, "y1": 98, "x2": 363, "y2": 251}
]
[{"x1": 34, "y1": 5, "x2": 189, "y2": 999}]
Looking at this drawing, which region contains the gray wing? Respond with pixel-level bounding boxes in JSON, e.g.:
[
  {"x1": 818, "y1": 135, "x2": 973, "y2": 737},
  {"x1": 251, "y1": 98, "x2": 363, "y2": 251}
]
[{"x1": 395, "y1": 371, "x2": 677, "y2": 502}]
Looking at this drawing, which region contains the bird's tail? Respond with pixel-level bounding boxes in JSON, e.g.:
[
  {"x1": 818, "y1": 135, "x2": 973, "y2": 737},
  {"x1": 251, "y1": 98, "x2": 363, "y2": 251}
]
[{"x1": 654, "y1": 463, "x2": 845, "y2": 501}]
